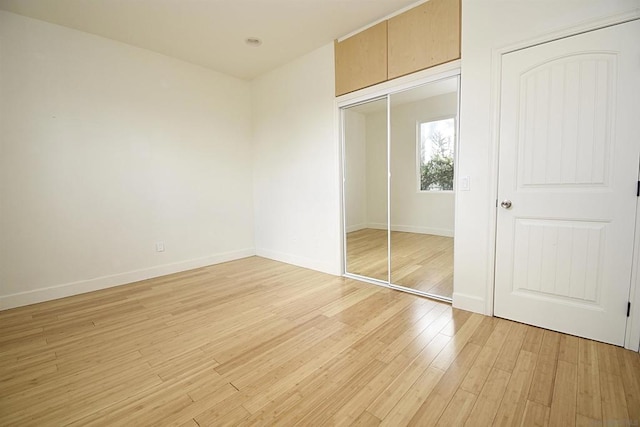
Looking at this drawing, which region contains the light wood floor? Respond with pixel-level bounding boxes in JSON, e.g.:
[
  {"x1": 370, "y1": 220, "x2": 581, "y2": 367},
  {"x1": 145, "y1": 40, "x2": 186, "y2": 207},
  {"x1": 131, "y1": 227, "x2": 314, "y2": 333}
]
[
  {"x1": 1, "y1": 256, "x2": 639, "y2": 426},
  {"x1": 347, "y1": 229, "x2": 453, "y2": 298}
]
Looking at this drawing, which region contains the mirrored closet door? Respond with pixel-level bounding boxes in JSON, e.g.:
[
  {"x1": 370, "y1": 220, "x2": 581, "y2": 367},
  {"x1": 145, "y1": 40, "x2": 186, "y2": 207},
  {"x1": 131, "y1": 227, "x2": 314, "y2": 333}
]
[
  {"x1": 389, "y1": 78, "x2": 458, "y2": 300},
  {"x1": 343, "y1": 97, "x2": 388, "y2": 282},
  {"x1": 341, "y1": 75, "x2": 459, "y2": 301}
]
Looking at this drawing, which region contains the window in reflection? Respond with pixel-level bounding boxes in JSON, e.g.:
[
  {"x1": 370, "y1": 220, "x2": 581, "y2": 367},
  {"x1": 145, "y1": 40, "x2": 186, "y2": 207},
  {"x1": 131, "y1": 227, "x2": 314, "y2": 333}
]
[{"x1": 419, "y1": 117, "x2": 455, "y2": 192}]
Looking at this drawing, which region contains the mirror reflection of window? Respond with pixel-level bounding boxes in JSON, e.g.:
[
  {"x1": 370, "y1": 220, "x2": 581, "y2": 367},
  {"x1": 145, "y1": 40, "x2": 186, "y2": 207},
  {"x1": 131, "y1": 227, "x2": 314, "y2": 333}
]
[{"x1": 418, "y1": 117, "x2": 455, "y2": 191}]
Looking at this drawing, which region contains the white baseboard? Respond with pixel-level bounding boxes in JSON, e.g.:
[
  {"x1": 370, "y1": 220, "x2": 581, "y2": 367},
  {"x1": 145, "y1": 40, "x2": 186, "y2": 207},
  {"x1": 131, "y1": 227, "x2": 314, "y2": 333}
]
[
  {"x1": 366, "y1": 222, "x2": 387, "y2": 230},
  {"x1": 0, "y1": 248, "x2": 255, "y2": 311},
  {"x1": 452, "y1": 292, "x2": 487, "y2": 315},
  {"x1": 345, "y1": 223, "x2": 367, "y2": 233},
  {"x1": 389, "y1": 224, "x2": 454, "y2": 238},
  {"x1": 256, "y1": 247, "x2": 340, "y2": 276},
  {"x1": 364, "y1": 223, "x2": 454, "y2": 237}
]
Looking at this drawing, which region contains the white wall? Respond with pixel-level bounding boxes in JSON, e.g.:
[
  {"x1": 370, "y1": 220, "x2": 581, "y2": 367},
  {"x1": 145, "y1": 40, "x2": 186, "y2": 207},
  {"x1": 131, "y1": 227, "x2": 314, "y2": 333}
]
[
  {"x1": 0, "y1": 11, "x2": 255, "y2": 309},
  {"x1": 251, "y1": 44, "x2": 342, "y2": 275},
  {"x1": 455, "y1": 0, "x2": 640, "y2": 314},
  {"x1": 343, "y1": 110, "x2": 367, "y2": 232}
]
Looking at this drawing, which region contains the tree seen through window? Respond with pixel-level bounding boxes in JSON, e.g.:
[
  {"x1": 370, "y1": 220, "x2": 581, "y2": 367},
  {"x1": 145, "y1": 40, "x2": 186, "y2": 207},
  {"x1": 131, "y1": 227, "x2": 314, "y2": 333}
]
[{"x1": 419, "y1": 118, "x2": 455, "y2": 191}]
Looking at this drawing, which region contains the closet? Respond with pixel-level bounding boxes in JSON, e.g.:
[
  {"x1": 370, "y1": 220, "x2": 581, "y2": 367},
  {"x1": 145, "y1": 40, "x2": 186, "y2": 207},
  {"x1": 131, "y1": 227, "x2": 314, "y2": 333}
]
[{"x1": 342, "y1": 74, "x2": 459, "y2": 301}]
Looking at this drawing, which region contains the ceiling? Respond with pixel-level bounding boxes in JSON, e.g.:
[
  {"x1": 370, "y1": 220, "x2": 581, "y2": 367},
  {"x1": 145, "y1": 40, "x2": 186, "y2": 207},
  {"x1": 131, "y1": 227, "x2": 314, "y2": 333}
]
[{"x1": 0, "y1": 0, "x2": 420, "y2": 80}]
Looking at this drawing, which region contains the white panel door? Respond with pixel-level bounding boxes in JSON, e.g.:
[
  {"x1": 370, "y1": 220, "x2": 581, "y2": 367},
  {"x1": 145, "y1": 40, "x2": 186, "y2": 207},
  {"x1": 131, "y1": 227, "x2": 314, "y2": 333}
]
[{"x1": 494, "y1": 20, "x2": 640, "y2": 345}]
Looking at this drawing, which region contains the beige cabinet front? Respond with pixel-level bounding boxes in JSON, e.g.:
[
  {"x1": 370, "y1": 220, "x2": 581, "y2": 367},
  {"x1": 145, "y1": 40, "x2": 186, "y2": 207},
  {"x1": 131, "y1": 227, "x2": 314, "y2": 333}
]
[
  {"x1": 388, "y1": 0, "x2": 460, "y2": 79},
  {"x1": 334, "y1": 22, "x2": 388, "y2": 96},
  {"x1": 334, "y1": 0, "x2": 461, "y2": 96}
]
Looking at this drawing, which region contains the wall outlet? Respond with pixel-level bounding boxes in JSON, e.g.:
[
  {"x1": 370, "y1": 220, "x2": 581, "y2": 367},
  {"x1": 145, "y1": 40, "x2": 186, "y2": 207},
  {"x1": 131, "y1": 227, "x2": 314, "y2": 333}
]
[{"x1": 155, "y1": 242, "x2": 165, "y2": 252}]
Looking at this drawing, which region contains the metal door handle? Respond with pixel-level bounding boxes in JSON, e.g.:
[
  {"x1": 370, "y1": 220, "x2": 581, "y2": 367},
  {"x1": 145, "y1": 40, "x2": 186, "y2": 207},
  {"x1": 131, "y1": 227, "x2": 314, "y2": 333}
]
[{"x1": 500, "y1": 200, "x2": 512, "y2": 209}]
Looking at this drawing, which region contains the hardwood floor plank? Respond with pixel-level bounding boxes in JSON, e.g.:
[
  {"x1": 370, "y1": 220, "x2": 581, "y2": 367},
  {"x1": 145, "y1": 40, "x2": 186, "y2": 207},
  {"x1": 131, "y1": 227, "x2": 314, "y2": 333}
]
[
  {"x1": 379, "y1": 367, "x2": 444, "y2": 427},
  {"x1": 577, "y1": 339, "x2": 602, "y2": 421},
  {"x1": 435, "y1": 388, "x2": 477, "y2": 426},
  {"x1": 494, "y1": 321, "x2": 528, "y2": 373},
  {"x1": 294, "y1": 359, "x2": 388, "y2": 425},
  {"x1": 460, "y1": 343, "x2": 502, "y2": 395},
  {"x1": 239, "y1": 328, "x2": 363, "y2": 414},
  {"x1": 521, "y1": 326, "x2": 545, "y2": 354},
  {"x1": 439, "y1": 309, "x2": 472, "y2": 337},
  {"x1": 368, "y1": 332, "x2": 450, "y2": 419},
  {"x1": 213, "y1": 314, "x2": 327, "y2": 376},
  {"x1": 596, "y1": 341, "x2": 622, "y2": 376},
  {"x1": 407, "y1": 342, "x2": 483, "y2": 425},
  {"x1": 369, "y1": 299, "x2": 437, "y2": 345},
  {"x1": 528, "y1": 330, "x2": 561, "y2": 406},
  {"x1": 599, "y1": 371, "x2": 630, "y2": 423},
  {"x1": 576, "y1": 414, "x2": 602, "y2": 427},
  {"x1": 465, "y1": 367, "x2": 511, "y2": 426},
  {"x1": 177, "y1": 419, "x2": 200, "y2": 427},
  {"x1": 375, "y1": 304, "x2": 450, "y2": 364},
  {"x1": 468, "y1": 316, "x2": 499, "y2": 346},
  {"x1": 431, "y1": 313, "x2": 484, "y2": 370},
  {"x1": 521, "y1": 400, "x2": 550, "y2": 427},
  {"x1": 558, "y1": 334, "x2": 579, "y2": 364},
  {"x1": 246, "y1": 347, "x2": 386, "y2": 425},
  {"x1": 332, "y1": 346, "x2": 426, "y2": 424},
  {"x1": 548, "y1": 360, "x2": 577, "y2": 427},
  {"x1": 350, "y1": 410, "x2": 382, "y2": 427},
  {"x1": 616, "y1": 346, "x2": 640, "y2": 423},
  {"x1": 493, "y1": 350, "x2": 538, "y2": 426},
  {"x1": 193, "y1": 387, "x2": 252, "y2": 426},
  {"x1": 460, "y1": 320, "x2": 510, "y2": 394},
  {"x1": 320, "y1": 286, "x2": 379, "y2": 317}
]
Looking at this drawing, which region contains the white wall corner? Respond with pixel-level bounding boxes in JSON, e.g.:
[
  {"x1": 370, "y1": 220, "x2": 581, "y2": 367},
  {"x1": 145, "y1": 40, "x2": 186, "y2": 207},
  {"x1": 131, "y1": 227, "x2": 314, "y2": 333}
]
[
  {"x1": 346, "y1": 223, "x2": 367, "y2": 233},
  {"x1": 256, "y1": 248, "x2": 341, "y2": 276}
]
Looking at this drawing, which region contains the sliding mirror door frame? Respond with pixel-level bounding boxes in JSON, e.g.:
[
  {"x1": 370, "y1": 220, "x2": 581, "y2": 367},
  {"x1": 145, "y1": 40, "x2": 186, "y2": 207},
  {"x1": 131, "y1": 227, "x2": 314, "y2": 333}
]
[
  {"x1": 339, "y1": 66, "x2": 461, "y2": 301},
  {"x1": 341, "y1": 95, "x2": 390, "y2": 286}
]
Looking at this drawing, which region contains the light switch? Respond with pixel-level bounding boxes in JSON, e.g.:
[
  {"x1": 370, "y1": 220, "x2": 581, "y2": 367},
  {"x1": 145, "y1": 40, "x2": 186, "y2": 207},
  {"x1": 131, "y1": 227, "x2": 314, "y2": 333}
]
[{"x1": 459, "y1": 176, "x2": 470, "y2": 191}]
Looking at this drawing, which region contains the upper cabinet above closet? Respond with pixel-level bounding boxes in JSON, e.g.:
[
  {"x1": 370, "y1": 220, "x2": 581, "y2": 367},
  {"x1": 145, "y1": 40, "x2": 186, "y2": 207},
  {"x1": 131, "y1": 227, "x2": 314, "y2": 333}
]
[
  {"x1": 388, "y1": 0, "x2": 460, "y2": 79},
  {"x1": 334, "y1": 0, "x2": 460, "y2": 96},
  {"x1": 334, "y1": 22, "x2": 388, "y2": 97}
]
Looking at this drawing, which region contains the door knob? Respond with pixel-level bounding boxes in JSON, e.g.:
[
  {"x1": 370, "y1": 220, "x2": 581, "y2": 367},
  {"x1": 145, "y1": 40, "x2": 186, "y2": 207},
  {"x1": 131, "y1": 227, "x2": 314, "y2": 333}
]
[{"x1": 500, "y1": 200, "x2": 512, "y2": 209}]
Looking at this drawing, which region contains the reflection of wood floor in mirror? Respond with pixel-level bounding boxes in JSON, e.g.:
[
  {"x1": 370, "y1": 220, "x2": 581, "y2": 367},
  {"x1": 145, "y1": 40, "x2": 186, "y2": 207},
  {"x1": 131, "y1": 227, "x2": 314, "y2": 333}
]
[
  {"x1": 346, "y1": 229, "x2": 453, "y2": 299},
  {"x1": 345, "y1": 228, "x2": 389, "y2": 282}
]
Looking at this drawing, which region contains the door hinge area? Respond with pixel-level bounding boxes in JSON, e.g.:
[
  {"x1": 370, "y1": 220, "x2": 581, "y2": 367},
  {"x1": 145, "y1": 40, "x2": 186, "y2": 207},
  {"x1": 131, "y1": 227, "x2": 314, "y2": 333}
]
[{"x1": 628, "y1": 301, "x2": 631, "y2": 317}]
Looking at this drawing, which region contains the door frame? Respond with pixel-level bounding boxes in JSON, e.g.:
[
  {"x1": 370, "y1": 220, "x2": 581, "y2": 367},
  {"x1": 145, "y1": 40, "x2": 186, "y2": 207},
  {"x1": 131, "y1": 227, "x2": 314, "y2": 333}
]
[{"x1": 487, "y1": 13, "x2": 640, "y2": 351}]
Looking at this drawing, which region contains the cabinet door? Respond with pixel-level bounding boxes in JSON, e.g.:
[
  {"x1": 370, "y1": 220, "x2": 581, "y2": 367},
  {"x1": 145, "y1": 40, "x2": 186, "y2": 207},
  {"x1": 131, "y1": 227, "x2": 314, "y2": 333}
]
[
  {"x1": 335, "y1": 21, "x2": 388, "y2": 96},
  {"x1": 387, "y1": 0, "x2": 460, "y2": 80}
]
